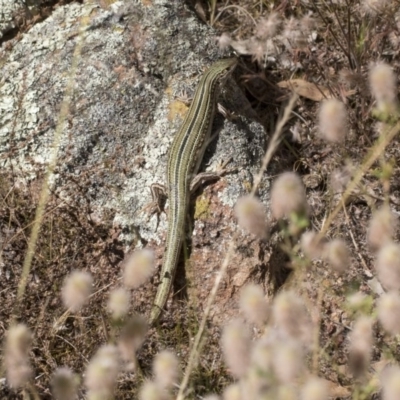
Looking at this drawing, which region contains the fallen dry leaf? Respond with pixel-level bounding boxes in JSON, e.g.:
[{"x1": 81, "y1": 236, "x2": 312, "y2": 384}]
[{"x1": 277, "y1": 79, "x2": 355, "y2": 101}]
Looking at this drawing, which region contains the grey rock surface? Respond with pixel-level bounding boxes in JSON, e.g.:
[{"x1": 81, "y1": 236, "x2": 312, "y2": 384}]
[
  {"x1": 0, "y1": 0, "x2": 267, "y2": 248},
  {"x1": 0, "y1": 0, "x2": 22, "y2": 39}
]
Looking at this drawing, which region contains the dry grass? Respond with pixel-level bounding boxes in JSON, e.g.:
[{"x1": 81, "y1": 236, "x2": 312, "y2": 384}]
[{"x1": 2, "y1": 0, "x2": 400, "y2": 399}]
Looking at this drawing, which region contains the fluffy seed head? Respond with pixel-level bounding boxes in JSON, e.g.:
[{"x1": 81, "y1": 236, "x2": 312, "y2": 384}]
[
  {"x1": 322, "y1": 239, "x2": 349, "y2": 273},
  {"x1": 376, "y1": 242, "x2": 400, "y2": 290},
  {"x1": 382, "y1": 365, "x2": 400, "y2": 400},
  {"x1": 276, "y1": 385, "x2": 297, "y2": 400},
  {"x1": 62, "y1": 270, "x2": 93, "y2": 312},
  {"x1": 118, "y1": 315, "x2": 147, "y2": 362},
  {"x1": 368, "y1": 206, "x2": 397, "y2": 250},
  {"x1": 346, "y1": 292, "x2": 374, "y2": 315},
  {"x1": 250, "y1": 337, "x2": 273, "y2": 373},
  {"x1": 242, "y1": 367, "x2": 266, "y2": 399},
  {"x1": 272, "y1": 339, "x2": 303, "y2": 383},
  {"x1": 272, "y1": 290, "x2": 312, "y2": 344},
  {"x1": 6, "y1": 360, "x2": 32, "y2": 389},
  {"x1": 349, "y1": 316, "x2": 373, "y2": 377},
  {"x1": 6, "y1": 324, "x2": 31, "y2": 356},
  {"x1": 123, "y1": 249, "x2": 154, "y2": 289},
  {"x1": 377, "y1": 291, "x2": 400, "y2": 335},
  {"x1": 139, "y1": 381, "x2": 167, "y2": 400},
  {"x1": 51, "y1": 367, "x2": 79, "y2": 400},
  {"x1": 223, "y1": 383, "x2": 242, "y2": 400},
  {"x1": 373, "y1": 121, "x2": 387, "y2": 137},
  {"x1": 300, "y1": 376, "x2": 329, "y2": 400},
  {"x1": 234, "y1": 195, "x2": 268, "y2": 239},
  {"x1": 283, "y1": 17, "x2": 307, "y2": 49},
  {"x1": 108, "y1": 287, "x2": 130, "y2": 320},
  {"x1": 318, "y1": 99, "x2": 347, "y2": 142},
  {"x1": 85, "y1": 345, "x2": 120, "y2": 400},
  {"x1": 300, "y1": 13, "x2": 317, "y2": 33},
  {"x1": 217, "y1": 33, "x2": 232, "y2": 51},
  {"x1": 301, "y1": 230, "x2": 324, "y2": 259},
  {"x1": 283, "y1": 17, "x2": 299, "y2": 38},
  {"x1": 330, "y1": 165, "x2": 353, "y2": 193},
  {"x1": 369, "y1": 63, "x2": 398, "y2": 115},
  {"x1": 221, "y1": 319, "x2": 251, "y2": 378},
  {"x1": 239, "y1": 283, "x2": 269, "y2": 325},
  {"x1": 245, "y1": 38, "x2": 267, "y2": 64},
  {"x1": 153, "y1": 350, "x2": 179, "y2": 390},
  {"x1": 5, "y1": 324, "x2": 32, "y2": 388},
  {"x1": 255, "y1": 13, "x2": 281, "y2": 39},
  {"x1": 271, "y1": 172, "x2": 307, "y2": 219}
]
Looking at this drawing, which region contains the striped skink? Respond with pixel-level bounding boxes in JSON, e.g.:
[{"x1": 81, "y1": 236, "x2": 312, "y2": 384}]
[{"x1": 150, "y1": 58, "x2": 237, "y2": 324}]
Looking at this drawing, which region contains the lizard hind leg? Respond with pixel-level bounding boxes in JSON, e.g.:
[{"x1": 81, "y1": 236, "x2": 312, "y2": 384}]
[{"x1": 142, "y1": 183, "x2": 168, "y2": 230}]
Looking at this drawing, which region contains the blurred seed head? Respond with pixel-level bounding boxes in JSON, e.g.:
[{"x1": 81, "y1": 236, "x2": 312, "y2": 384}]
[
  {"x1": 318, "y1": 99, "x2": 347, "y2": 142},
  {"x1": 368, "y1": 206, "x2": 397, "y2": 250},
  {"x1": 234, "y1": 195, "x2": 268, "y2": 239},
  {"x1": 373, "y1": 121, "x2": 387, "y2": 137},
  {"x1": 300, "y1": 376, "x2": 329, "y2": 400},
  {"x1": 139, "y1": 380, "x2": 168, "y2": 400},
  {"x1": 272, "y1": 339, "x2": 303, "y2": 384},
  {"x1": 6, "y1": 324, "x2": 31, "y2": 356},
  {"x1": 223, "y1": 383, "x2": 242, "y2": 400},
  {"x1": 51, "y1": 367, "x2": 79, "y2": 400},
  {"x1": 330, "y1": 165, "x2": 353, "y2": 193},
  {"x1": 153, "y1": 350, "x2": 179, "y2": 390},
  {"x1": 217, "y1": 33, "x2": 232, "y2": 51},
  {"x1": 250, "y1": 336, "x2": 273, "y2": 374},
  {"x1": 271, "y1": 172, "x2": 307, "y2": 219},
  {"x1": 300, "y1": 13, "x2": 317, "y2": 34},
  {"x1": 243, "y1": 367, "x2": 266, "y2": 399},
  {"x1": 239, "y1": 283, "x2": 269, "y2": 325},
  {"x1": 229, "y1": 38, "x2": 252, "y2": 57},
  {"x1": 349, "y1": 316, "x2": 373, "y2": 377},
  {"x1": 381, "y1": 365, "x2": 400, "y2": 400},
  {"x1": 5, "y1": 324, "x2": 32, "y2": 388},
  {"x1": 283, "y1": 17, "x2": 307, "y2": 49},
  {"x1": 378, "y1": 291, "x2": 400, "y2": 335},
  {"x1": 62, "y1": 270, "x2": 93, "y2": 312},
  {"x1": 276, "y1": 385, "x2": 297, "y2": 400},
  {"x1": 322, "y1": 239, "x2": 349, "y2": 273},
  {"x1": 272, "y1": 290, "x2": 312, "y2": 344},
  {"x1": 6, "y1": 360, "x2": 32, "y2": 390},
  {"x1": 85, "y1": 345, "x2": 120, "y2": 400},
  {"x1": 283, "y1": 16, "x2": 298, "y2": 36},
  {"x1": 301, "y1": 230, "x2": 324, "y2": 259},
  {"x1": 118, "y1": 315, "x2": 147, "y2": 362},
  {"x1": 369, "y1": 63, "x2": 398, "y2": 116},
  {"x1": 347, "y1": 291, "x2": 367, "y2": 308},
  {"x1": 346, "y1": 292, "x2": 374, "y2": 315},
  {"x1": 221, "y1": 318, "x2": 251, "y2": 378},
  {"x1": 248, "y1": 39, "x2": 269, "y2": 65},
  {"x1": 255, "y1": 13, "x2": 281, "y2": 39},
  {"x1": 376, "y1": 242, "x2": 400, "y2": 290},
  {"x1": 123, "y1": 249, "x2": 154, "y2": 289},
  {"x1": 108, "y1": 287, "x2": 130, "y2": 320}
]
